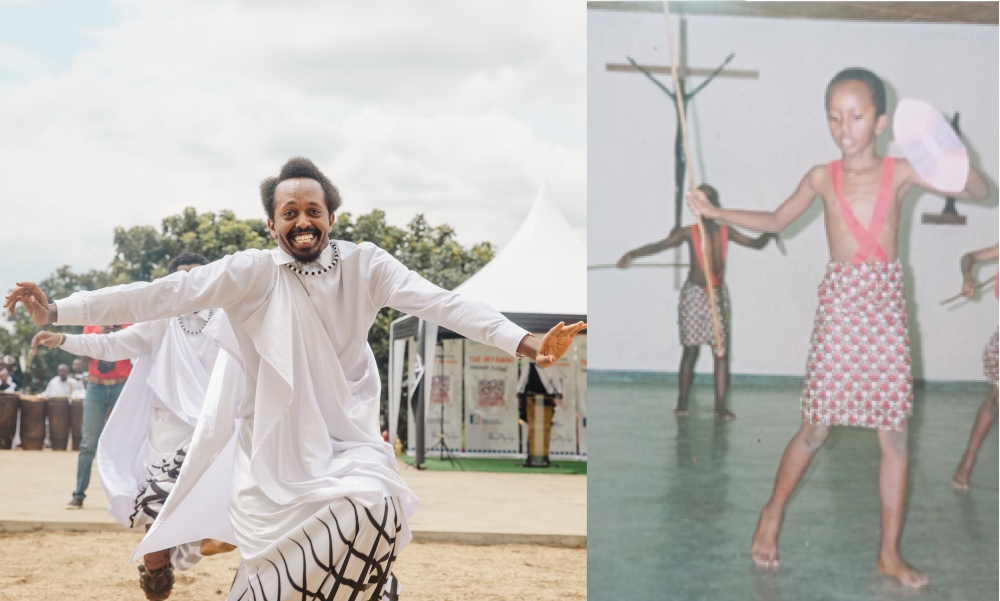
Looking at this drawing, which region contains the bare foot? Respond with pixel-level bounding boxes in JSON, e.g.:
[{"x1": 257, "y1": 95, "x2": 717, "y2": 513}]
[
  {"x1": 674, "y1": 408, "x2": 690, "y2": 417},
  {"x1": 717, "y1": 408, "x2": 737, "y2": 421},
  {"x1": 751, "y1": 506, "x2": 782, "y2": 568},
  {"x1": 951, "y1": 466, "x2": 971, "y2": 491},
  {"x1": 200, "y1": 539, "x2": 237, "y2": 556},
  {"x1": 877, "y1": 554, "x2": 928, "y2": 589}
]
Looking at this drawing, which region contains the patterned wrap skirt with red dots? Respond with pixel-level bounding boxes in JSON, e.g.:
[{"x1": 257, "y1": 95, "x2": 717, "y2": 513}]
[
  {"x1": 984, "y1": 328, "x2": 999, "y2": 385},
  {"x1": 801, "y1": 261, "x2": 913, "y2": 431}
]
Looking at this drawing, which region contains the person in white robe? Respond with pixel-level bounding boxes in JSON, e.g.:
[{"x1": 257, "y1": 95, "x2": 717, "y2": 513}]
[
  {"x1": 7, "y1": 157, "x2": 586, "y2": 601},
  {"x1": 32, "y1": 252, "x2": 236, "y2": 601},
  {"x1": 39, "y1": 364, "x2": 84, "y2": 398}
]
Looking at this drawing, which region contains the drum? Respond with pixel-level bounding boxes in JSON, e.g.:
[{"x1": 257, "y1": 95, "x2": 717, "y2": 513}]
[
  {"x1": 70, "y1": 399, "x2": 84, "y2": 451},
  {"x1": 46, "y1": 397, "x2": 70, "y2": 451},
  {"x1": 525, "y1": 395, "x2": 554, "y2": 467},
  {"x1": 18, "y1": 395, "x2": 46, "y2": 450},
  {"x1": 0, "y1": 393, "x2": 19, "y2": 450}
]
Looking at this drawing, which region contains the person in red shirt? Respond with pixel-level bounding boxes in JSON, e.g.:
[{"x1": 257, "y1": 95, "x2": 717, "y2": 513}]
[{"x1": 68, "y1": 324, "x2": 132, "y2": 509}]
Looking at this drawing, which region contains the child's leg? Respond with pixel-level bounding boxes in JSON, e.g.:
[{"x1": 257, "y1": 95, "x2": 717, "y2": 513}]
[
  {"x1": 713, "y1": 352, "x2": 735, "y2": 420},
  {"x1": 875, "y1": 425, "x2": 928, "y2": 588},
  {"x1": 751, "y1": 422, "x2": 829, "y2": 567},
  {"x1": 953, "y1": 385, "x2": 999, "y2": 490},
  {"x1": 676, "y1": 345, "x2": 699, "y2": 415}
]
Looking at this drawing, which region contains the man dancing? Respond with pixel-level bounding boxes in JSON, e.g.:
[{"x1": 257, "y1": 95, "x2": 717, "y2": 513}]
[
  {"x1": 8, "y1": 157, "x2": 585, "y2": 601},
  {"x1": 32, "y1": 252, "x2": 235, "y2": 601}
]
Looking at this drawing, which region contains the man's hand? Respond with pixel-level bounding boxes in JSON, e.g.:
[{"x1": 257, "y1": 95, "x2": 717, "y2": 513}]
[
  {"x1": 536, "y1": 321, "x2": 587, "y2": 368},
  {"x1": 3, "y1": 282, "x2": 55, "y2": 325},
  {"x1": 616, "y1": 253, "x2": 633, "y2": 269},
  {"x1": 686, "y1": 188, "x2": 721, "y2": 220},
  {"x1": 31, "y1": 331, "x2": 62, "y2": 355}
]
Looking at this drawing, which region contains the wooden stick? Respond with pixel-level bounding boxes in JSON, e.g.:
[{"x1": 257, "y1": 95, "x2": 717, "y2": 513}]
[
  {"x1": 662, "y1": 1, "x2": 725, "y2": 358},
  {"x1": 588, "y1": 263, "x2": 690, "y2": 270},
  {"x1": 939, "y1": 275, "x2": 997, "y2": 305},
  {"x1": 606, "y1": 63, "x2": 759, "y2": 79}
]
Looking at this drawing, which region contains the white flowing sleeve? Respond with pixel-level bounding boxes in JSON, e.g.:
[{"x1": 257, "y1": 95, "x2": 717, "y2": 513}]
[
  {"x1": 362, "y1": 244, "x2": 529, "y2": 357},
  {"x1": 54, "y1": 251, "x2": 264, "y2": 327},
  {"x1": 59, "y1": 321, "x2": 158, "y2": 361}
]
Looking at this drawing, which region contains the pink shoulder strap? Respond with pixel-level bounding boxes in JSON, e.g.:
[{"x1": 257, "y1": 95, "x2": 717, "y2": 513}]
[{"x1": 828, "y1": 158, "x2": 895, "y2": 264}]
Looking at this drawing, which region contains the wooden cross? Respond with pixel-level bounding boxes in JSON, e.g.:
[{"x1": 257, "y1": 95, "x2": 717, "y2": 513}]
[
  {"x1": 607, "y1": 19, "x2": 759, "y2": 233},
  {"x1": 607, "y1": 19, "x2": 758, "y2": 292}
]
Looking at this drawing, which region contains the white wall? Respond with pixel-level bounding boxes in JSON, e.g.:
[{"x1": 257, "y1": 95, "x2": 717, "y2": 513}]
[{"x1": 588, "y1": 9, "x2": 999, "y2": 381}]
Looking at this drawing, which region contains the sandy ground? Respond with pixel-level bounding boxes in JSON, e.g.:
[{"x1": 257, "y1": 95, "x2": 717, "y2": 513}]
[{"x1": 0, "y1": 531, "x2": 585, "y2": 601}]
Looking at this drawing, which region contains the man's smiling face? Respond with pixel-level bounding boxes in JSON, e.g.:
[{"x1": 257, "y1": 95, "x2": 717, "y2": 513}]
[{"x1": 267, "y1": 178, "x2": 336, "y2": 263}]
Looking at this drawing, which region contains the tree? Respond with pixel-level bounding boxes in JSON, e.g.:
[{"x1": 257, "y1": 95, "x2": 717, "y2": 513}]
[
  {"x1": 2, "y1": 207, "x2": 493, "y2": 441},
  {"x1": 330, "y1": 210, "x2": 494, "y2": 442},
  {"x1": 110, "y1": 208, "x2": 276, "y2": 283}
]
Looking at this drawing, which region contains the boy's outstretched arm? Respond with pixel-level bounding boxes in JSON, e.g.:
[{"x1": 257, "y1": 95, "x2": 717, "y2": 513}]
[
  {"x1": 617, "y1": 227, "x2": 687, "y2": 268},
  {"x1": 729, "y1": 228, "x2": 775, "y2": 250},
  {"x1": 959, "y1": 242, "x2": 999, "y2": 297},
  {"x1": 687, "y1": 167, "x2": 821, "y2": 233},
  {"x1": 900, "y1": 160, "x2": 990, "y2": 201}
]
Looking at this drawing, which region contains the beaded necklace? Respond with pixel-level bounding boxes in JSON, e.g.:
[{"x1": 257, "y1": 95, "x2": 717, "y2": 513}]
[
  {"x1": 285, "y1": 241, "x2": 340, "y2": 276},
  {"x1": 177, "y1": 309, "x2": 215, "y2": 335}
]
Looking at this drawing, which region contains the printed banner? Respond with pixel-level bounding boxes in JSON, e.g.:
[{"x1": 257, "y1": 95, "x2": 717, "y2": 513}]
[
  {"x1": 464, "y1": 340, "x2": 519, "y2": 454},
  {"x1": 576, "y1": 335, "x2": 588, "y2": 456},
  {"x1": 550, "y1": 337, "x2": 580, "y2": 456},
  {"x1": 424, "y1": 339, "x2": 463, "y2": 454}
]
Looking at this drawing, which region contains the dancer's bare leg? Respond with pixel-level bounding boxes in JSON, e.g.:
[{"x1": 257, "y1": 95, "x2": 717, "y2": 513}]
[
  {"x1": 713, "y1": 352, "x2": 735, "y2": 420},
  {"x1": 751, "y1": 422, "x2": 829, "y2": 568},
  {"x1": 875, "y1": 425, "x2": 927, "y2": 588},
  {"x1": 676, "y1": 346, "x2": 699, "y2": 416},
  {"x1": 953, "y1": 385, "x2": 999, "y2": 490}
]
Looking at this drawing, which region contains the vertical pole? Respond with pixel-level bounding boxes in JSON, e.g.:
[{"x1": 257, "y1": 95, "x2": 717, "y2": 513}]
[
  {"x1": 663, "y1": 1, "x2": 725, "y2": 357},
  {"x1": 414, "y1": 321, "x2": 426, "y2": 469}
]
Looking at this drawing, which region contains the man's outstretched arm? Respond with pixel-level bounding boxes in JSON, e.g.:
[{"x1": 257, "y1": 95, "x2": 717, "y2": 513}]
[
  {"x1": 6, "y1": 252, "x2": 260, "y2": 327},
  {"x1": 365, "y1": 245, "x2": 584, "y2": 367}
]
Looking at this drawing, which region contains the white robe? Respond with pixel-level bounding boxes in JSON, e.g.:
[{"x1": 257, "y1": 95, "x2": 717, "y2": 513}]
[
  {"x1": 53, "y1": 241, "x2": 528, "y2": 577},
  {"x1": 60, "y1": 312, "x2": 220, "y2": 526}
]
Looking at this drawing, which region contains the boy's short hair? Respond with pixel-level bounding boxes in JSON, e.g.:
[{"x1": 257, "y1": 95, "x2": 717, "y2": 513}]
[
  {"x1": 698, "y1": 184, "x2": 721, "y2": 208},
  {"x1": 168, "y1": 252, "x2": 209, "y2": 274},
  {"x1": 826, "y1": 68, "x2": 887, "y2": 116}
]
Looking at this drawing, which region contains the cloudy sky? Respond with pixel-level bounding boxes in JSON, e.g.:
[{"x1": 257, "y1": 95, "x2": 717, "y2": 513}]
[{"x1": 0, "y1": 0, "x2": 585, "y2": 297}]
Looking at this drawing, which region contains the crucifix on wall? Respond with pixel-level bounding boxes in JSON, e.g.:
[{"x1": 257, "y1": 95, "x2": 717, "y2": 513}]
[
  {"x1": 608, "y1": 20, "x2": 759, "y2": 230},
  {"x1": 607, "y1": 19, "x2": 759, "y2": 285}
]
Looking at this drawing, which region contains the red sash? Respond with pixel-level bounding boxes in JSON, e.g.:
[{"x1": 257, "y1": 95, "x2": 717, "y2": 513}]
[
  {"x1": 690, "y1": 225, "x2": 728, "y2": 288},
  {"x1": 829, "y1": 157, "x2": 895, "y2": 265}
]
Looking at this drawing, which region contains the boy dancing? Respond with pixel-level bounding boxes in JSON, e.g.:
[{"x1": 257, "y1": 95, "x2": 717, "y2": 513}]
[
  {"x1": 618, "y1": 184, "x2": 774, "y2": 419},
  {"x1": 688, "y1": 68, "x2": 988, "y2": 588},
  {"x1": 951, "y1": 242, "x2": 999, "y2": 490}
]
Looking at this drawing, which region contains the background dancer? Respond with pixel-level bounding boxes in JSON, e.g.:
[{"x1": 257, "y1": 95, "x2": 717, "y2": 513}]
[
  {"x1": 688, "y1": 67, "x2": 989, "y2": 588},
  {"x1": 951, "y1": 242, "x2": 999, "y2": 490},
  {"x1": 32, "y1": 252, "x2": 236, "y2": 601},
  {"x1": 618, "y1": 184, "x2": 774, "y2": 419},
  {"x1": 8, "y1": 157, "x2": 586, "y2": 601}
]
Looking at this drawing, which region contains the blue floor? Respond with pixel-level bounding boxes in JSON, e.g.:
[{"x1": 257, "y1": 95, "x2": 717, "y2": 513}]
[{"x1": 588, "y1": 377, "x2": 998, "y2": 601}]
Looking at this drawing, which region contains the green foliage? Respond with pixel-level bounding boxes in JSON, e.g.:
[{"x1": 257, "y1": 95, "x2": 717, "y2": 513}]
[
  {"x1": 2, "y1": 206, "x2": 493, "y2": 441},
  {"x1": 110, "y1": 208, "x2": 276, "y2": 283},
  {"x1": 331, "y1": 210, "x2": 494, "y2": 441},
  {"x1": 0, "y1": 267, "x2": 116, "y2": 392}
]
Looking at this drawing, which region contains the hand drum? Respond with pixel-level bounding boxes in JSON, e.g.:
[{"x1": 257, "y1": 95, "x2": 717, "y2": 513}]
[{"x1": 893, "y1": 98, "x2": 969, "y2": 194}]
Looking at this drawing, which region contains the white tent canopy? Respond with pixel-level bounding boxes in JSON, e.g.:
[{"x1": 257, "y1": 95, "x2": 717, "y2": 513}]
[
  {"x1": 387, "y1": 181, "x2": 586, "y2": 449},
  {"x1": 451, "y1": 180, "x2": 586, "y2": 315}
]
